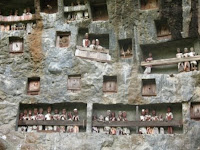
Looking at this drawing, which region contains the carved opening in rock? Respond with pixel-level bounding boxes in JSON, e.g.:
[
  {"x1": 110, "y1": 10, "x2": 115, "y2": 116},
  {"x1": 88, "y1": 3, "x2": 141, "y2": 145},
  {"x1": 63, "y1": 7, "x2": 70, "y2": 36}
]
[
  {"x1": 56, "y1": 31, "x2": 71, "y2": 48},
  {"x1": 67, "y1": 75, "x2": 81, "y2": 92},
  {"x1": 142, "y1": 79, "x2": 156, "y2": 96},
  {"x1": 90, "y1": 0, "x2": 108, "y2": 21},
  {"x1": 9, "y1": 37, "x2": 23, "y2": 53},
  {"x1": 27, "y1": 77, "x2": 40, "y2": 95},
  {"x1": 40, "y1": 0, "x2": 58, "y2": 14},
  {"x1": 89, "y1": 34, "x2": 109, "y2": 49},
  {"x1": 119, "y1": 38, "x2": 133, "y2": 58},
  {"x1": 103, "y1": 76, "x2": 117, "y2": 93},
  {"x1": 0, "y1": 0, "x2": 35, "y2": 32},
  {"x1": 93, "y1": 103, "x2": 136, "y2": 134},
  {"x1": 140, "y1": 0, "x2": 158, "y2": 10},
  {"x1": 138, "y1": 103, "x2": 183, "y2": 134},
  {"x1": 191, "y1": 103, "x2": 200, "y2": 120},
  {"x1": 141, "y1": 38, "x2": 197, "y2": 73},
  {"x1": 0, "y1": 0, "x2": 35, "y2": 16},
  {"x1": 17, "y1": 102, "x2": 87, "y2": 133},
  {"x1": 155, "y1": 19, "x2": 171, "y2": 39},
  {"x1": 64, "y1": 0, "x2": 89, "y2": 22}
]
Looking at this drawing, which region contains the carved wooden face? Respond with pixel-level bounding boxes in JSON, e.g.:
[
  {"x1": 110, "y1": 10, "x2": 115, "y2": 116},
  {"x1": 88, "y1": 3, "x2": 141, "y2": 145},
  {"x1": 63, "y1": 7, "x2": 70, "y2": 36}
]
[
  {"x1": 10, "y1": 41, "x2": 23, "y2": 52},
  {"x1": 29, "y1": 81, "x2": 40, "y2": 91}
]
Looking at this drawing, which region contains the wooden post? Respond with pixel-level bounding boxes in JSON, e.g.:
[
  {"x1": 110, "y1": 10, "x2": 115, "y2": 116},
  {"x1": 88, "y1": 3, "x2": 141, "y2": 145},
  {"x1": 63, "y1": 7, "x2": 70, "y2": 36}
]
[
  {"x1": 15, "y1": 103, "x2": 20, "y2": 131},
  {"x1": 34, "y1": 0, "x2": 41, "y2": 16},
  {"x1": 86, "y1": 102, "x2": 93, "y2": 133},
  {"x1": 136, "y1": 105, "x2": 139, "y2": 134}
]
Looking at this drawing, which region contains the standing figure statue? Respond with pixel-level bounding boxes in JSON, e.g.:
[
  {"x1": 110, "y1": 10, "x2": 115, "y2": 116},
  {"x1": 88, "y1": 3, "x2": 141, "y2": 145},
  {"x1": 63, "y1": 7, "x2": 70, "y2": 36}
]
[
  {"x1": 139, "y1": 109, "x2": 147, "y2": 134},
  {"x1": 110, "y1": 112, "x2": 116, "y2": 121},
  {"x1": 145, "y1": 109, "x2": 152, "y2": 134},
  {"x1": 60, "y1": 109, "x2": 67, "y2": 133},
  {"x1": 166, "y1": 107, "x2": 173, "y2": 134},
  {"x1": 27, "y1": 110, "x2": 33, "y2": 132},
  {"x1": 95, "y1": 39, "x2": 103, "y2": 50},
  {"x1": 82, "y1": 33, "x2": 90, "y2": 48},
  {"x1": 72, "y1": 108, "x2": 79, "y2": 121},
  {"x1": 176, "y1": 48, "x2": 184, "y2": 72},
  {"x1": 151, "y1": 110, "x2": 159, "y2": 134},
  {"x1": 144, "y1": 53, "x2": 153, "y2": 74},
  {"x1": 53, "y1": 109, "x2": 60, "y2": 132},
  {"x1": 89, "y1": 39, "x2": 96, "y2": 49},
  {"x1": 45, "y1": 106, "x2": 53, "y2": 131},
  {"x1": 76, "y1": 0, "x2": 83, "y2": 20},
  {"x1": 36, "y1": 108, "x2": 45, "y2": 131},
  {"x1": 189, "y1": 47, "x2": 197, "y2": 71},
  {"x1": 105, "y1": 110, "x2": 111, "y2": 122},
  {"x1": 117, "y1": 111, "x2": 122, "y2": 121},
  {"x1": 183, "y1": 48, "x2": 190, "y2": 72},
  {"x1": 31, "y1": 108, "x2": 38, "y2": 132},
  {"x1": 122, "y1": 111, "x2": 128, "y2": 121}
]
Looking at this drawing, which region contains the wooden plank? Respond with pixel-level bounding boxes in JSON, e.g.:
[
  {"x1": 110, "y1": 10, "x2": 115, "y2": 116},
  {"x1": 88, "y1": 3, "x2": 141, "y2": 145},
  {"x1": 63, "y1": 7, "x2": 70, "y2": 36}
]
[
  {"x1": 0, "y1": 15, "x2": 36, "y2": 23},
  {"x1": 18, "y1": 120, "x2": 86, "y2": 126},
  {"x1": 64, "y1": 5, "x2": 87, "y2": 12},
  {"x1": 92, "y1": 120, "x2": 183, "y2": 127},
  {"x1": 75, "y1": 49, "x2": 111, "y2": 63},
  {"x1": 141, "y1": 55, "x2": 200, "y2": 67},
  {"x1": 76, "y1": 46, "x2": 109, "y2": 54}
]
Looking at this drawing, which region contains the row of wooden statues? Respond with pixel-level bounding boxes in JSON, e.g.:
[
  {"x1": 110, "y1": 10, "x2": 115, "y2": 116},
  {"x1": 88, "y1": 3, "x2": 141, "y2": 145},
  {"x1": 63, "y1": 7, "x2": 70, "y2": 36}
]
[
  {"x1": 139, "y1": 107, "x2": 173, "y2": 134},
  {"x1": 82, "y1": 33, "x2": 104, "y2": 50},
  {"x1": 66, "y1": 0, "x2": 89, "y2": 22},
  {"x1": 120, "y1": 45, "x2": 132, "y2": 58},
  {"x1": 144, "y1": 47, "x2": 198, "y2": 74},
  {"x1": 0, "y1": 23, "x2": 34, "y2": 34},
  {"x1": 92, "y1": 110, "x2": 131, "y2": 135},
  {"x1": 0, "y1": 8, "x2": 33, "y2": 22},
  {"x1": 18, "y1": 107, "x2": 81, "y2": 133},
  {"x1": 176, "y1": 47, "x2": 197, "y2": 72}
]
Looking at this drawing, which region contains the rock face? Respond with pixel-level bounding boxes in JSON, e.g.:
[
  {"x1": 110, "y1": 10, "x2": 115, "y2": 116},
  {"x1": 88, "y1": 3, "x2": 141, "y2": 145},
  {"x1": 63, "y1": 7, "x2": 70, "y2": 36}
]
[{"x1": 0, "y1": 0, "x2": 200, "y2": 150}]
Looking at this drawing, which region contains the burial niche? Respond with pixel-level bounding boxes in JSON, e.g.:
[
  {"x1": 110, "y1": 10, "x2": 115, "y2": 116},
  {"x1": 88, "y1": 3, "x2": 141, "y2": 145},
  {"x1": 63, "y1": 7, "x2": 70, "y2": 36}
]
[
  {"x1": 142, "y1": 79, "x2": 156, "y2": 96},
  {"x1": 103, "y1": 76, "x2": 117, "y2": 93},
  {"x1": 56, "y1": 32, "x2": 71, "y2": 48},
  {"x1": 138, "y1": 103, "x2": 183, "y2": 134},
  {"x1": 92, "y1": 103, "x2": 136, "y2": 135},
  {"x1": 119, "y1": 38, "x2": 133, "y2": 58},
  {"x1": 9, "y1": 37, "x2": 23, "y2": 53},
  {"x1": 91, "y1": 0, "x2": 108, "y2": 21},
  {"x1": 64, "y1": 0, "x2": 89, "y2": 22},
  {"x1": 67, "y1": 75, "x2": 81, "y2": 92},
  {"x1": 40, "y1": 0, "x2": 58, "y2": 14},
  {"x1": 191, "y1": 103, "x2": 200, "y2": 120},
  {"x1": 27, "y1": 77, "x2": 40, "y2": 95},
  {"x1": 155, "y1": 19, "x2": 171, "y2": 39},
  {"x1": 17, "y1": 102, "x2": 87, "y2": 133},
  {"x1": 140, "y1": 0, "x2": 158, "y2": 10}
]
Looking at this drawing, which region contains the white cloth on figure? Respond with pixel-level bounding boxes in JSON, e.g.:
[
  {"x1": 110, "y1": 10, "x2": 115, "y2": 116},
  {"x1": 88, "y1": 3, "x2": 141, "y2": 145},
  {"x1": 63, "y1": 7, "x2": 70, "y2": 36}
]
[
  {"x1": 166, "y1": 112, "x2": 173, "y2": 120},
  {"x1": 189, "y1": 52, "x2": 197, "y2": 65},
  {"x1": 144, "y1": 67, "x2": 151, "y2": 74}
]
